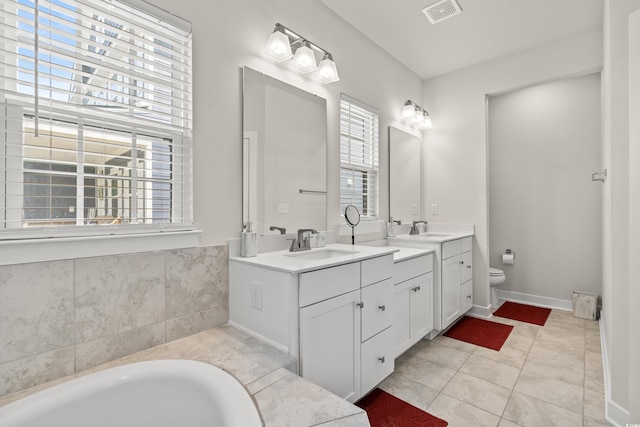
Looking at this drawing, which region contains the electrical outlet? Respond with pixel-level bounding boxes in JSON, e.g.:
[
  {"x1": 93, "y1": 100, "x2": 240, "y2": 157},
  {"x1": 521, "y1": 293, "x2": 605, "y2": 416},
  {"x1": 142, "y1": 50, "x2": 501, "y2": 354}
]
[
  {"x1": 431, "y1": 203, "x2": 438, "y2": 215},
  {"x1": 250, "y1": 282, "x2": 262, "y2": 310},
  {"x1": 411, "y1": 203, "x2": 418, "y2": 215}
]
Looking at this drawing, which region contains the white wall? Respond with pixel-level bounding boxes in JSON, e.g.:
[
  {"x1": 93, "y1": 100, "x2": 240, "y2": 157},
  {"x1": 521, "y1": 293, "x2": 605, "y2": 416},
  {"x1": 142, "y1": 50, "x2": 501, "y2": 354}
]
[
  {"x1": 488, "y1": 73, "x2": 602, "y2": 303},
  {"x1": 140, "y1": 0, "x2": 423, "y2": 245},
  {"x1": 602, "y1": 0, "x2": 640, "y2": 423},
  {"x1": 421, "y1": 29, "x2": 602, "y2": 313},
  {"x1": 627, "y1": 8, "x2": 640, "y2": 423}
]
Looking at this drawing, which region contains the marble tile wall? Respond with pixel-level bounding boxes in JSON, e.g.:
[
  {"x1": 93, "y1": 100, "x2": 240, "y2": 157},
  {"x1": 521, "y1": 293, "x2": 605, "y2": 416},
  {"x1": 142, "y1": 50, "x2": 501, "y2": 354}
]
[{"x1": 0, "y1": 244, "x2": 229, "y2": 397}]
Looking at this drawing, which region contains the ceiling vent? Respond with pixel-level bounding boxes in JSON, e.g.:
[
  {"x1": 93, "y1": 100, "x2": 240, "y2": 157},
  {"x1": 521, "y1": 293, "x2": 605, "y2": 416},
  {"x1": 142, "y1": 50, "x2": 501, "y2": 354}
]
[{"x1": 422, "y1": 0, "x2": 463, "y2": 24}]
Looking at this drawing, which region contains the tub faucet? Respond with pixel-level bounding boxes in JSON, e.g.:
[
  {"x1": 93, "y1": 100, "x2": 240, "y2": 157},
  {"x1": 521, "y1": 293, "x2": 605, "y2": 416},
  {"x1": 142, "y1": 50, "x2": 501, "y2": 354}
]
[
  {"x1": 409, "y1": 220, "x2": 427, "y2": 235},
  {"x1": 269, "y1": 226, "x2": 286, "y2": 234},
  {"x1": 290, "y1": 228, "x2": 318, "y2": 252}
]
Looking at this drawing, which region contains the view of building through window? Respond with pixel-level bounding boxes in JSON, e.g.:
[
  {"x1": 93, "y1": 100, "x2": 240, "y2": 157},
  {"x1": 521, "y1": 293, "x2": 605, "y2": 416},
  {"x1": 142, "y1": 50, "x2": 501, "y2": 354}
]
[{"x1": 0, "y1": 0, "x2": 192, "y2": 234}]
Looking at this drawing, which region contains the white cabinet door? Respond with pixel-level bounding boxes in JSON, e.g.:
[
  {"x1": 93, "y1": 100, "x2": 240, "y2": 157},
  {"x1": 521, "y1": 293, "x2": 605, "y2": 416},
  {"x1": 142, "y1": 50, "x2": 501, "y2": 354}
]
[
  {"x1": 412, "y1": 271, "x2": 433, "y2": 340},
  {"x1": 300, "y1": 289, "x2": 361, "y2": 402},
  {"x1": 393, "y1": 273, "x2": 433, "y2": 358},
  {"x1": 442, "y1": 255, "x2": 461, "y2": 329},
  {"x1": 393, "y1": 280, "x2": 413, "y2": 357}
]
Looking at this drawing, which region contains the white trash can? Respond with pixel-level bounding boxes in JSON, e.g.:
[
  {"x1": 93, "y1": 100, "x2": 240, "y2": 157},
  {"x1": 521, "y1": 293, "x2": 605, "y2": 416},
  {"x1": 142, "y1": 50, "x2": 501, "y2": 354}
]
[{"x1": 571, "y1": 291, "x2": 598, "y2": 320}]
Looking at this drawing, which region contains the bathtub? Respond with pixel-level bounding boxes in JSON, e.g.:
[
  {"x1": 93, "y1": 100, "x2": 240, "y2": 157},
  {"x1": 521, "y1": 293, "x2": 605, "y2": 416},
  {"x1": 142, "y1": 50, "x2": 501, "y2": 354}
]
[{"x1": 0, "y1": 360, "x2": 264, "y2": 427}]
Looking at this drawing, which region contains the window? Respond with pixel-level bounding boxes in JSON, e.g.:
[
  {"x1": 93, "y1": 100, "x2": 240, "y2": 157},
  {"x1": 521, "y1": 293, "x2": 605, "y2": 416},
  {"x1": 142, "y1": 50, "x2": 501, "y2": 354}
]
[
  {"x1": 0, "y1": 0, "x2": 192, "y2": 239},
  {"x1": 340, "y1": 94, "x2": 379, "y2": 219}
]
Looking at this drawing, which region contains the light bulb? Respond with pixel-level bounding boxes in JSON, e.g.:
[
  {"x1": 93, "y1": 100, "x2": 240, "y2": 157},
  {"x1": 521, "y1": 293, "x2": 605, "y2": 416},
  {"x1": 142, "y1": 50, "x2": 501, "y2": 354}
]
[
  {"x1": 264, "y1": 29, "x2": 293, "y2": 62},
  {"x1": 315, "y1": 54, "x2": 339, "y2": 83},
  {"x1": 401, "y1": 102, "x2": 415, "y2": 121},
  {"x1": 291, "y1": 42, "x2": 317, "y2": 73}
]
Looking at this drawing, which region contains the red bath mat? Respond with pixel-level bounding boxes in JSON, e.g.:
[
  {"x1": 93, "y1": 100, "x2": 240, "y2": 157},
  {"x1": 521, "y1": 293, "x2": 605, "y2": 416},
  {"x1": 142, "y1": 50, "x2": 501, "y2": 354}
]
[
  {"x1": 493, "y1": 301, "x2": 551, "y2": 326},
  {"x1": 444, "y1": 316, "x2": 513, "y2": 351},
  {"x1": 356, "y1": 388, "x2": 448, "y2": 427}
]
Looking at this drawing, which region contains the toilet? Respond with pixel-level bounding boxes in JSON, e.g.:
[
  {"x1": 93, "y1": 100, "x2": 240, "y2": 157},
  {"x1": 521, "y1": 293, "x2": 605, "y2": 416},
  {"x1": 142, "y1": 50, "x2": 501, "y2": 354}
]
[{"x1": 489, "y1": 267, "x2": 506, "y2": 308}]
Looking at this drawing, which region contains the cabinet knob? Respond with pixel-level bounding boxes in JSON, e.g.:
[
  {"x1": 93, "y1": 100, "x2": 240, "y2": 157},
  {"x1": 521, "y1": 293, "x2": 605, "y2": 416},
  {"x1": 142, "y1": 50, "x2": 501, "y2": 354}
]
[
  {"x1": 378, "y1": 304, "x2": 386, "y2": 312},
  {"x1": 356, "y1": 302, "x2": 364, "y2": 309},
  {"x1": 459, "y1": 261, "x2": 464, "y2": 265},
  {"x1": 411, "y1": 286, "x2": 421, "y2": 292},
  {"x1": 467, "y1": 265, "x2": 472, "y2": 269},
  {"x1": 378, "y1": 356, "x2": 385, "y2": 364},
  {"x1": 467, "y1": 295, "x2": 472, "y2": 299}
]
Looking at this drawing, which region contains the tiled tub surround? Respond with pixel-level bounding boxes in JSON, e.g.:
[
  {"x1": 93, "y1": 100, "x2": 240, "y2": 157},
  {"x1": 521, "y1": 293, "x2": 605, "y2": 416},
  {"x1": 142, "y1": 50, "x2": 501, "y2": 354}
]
[
  {"x1": 0, "y1": 245, "x2": 229, "y2": 397},
  {"x1": 0, "y1": 326, "x2": 370, "y2": 427}
]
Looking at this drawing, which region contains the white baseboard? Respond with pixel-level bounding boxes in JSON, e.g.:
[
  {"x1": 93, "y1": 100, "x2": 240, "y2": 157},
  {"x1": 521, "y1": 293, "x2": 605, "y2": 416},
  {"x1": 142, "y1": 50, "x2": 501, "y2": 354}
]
[
  {"x1": 468, "y1": 304, "x2": 493, "y2": 319},
  {"x1": 495, "y1": 289, "x2": 573, "y2": 311},
  {"x1": 600, "y1": 313, "x2": 630, "y2": 426}
]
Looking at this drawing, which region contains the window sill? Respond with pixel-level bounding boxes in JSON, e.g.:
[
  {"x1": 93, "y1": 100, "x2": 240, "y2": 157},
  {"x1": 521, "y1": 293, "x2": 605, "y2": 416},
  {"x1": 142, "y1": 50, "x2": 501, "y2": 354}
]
[{"x1": 0, "y1": 230, "x2": 202, "y2": 266}]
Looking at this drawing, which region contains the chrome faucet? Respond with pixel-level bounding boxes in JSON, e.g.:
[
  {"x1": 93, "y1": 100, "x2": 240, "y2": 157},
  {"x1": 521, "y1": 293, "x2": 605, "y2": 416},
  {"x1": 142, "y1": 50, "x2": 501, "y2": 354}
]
[
  {"x1": 409, "y1": 220, "x2": 427, "y2": 235},
  {"x1": 269, "y1": 226, "x2": 286, "y2": 234},
  {"x1": 289, "y1": 228, "x2": 318, "y2": 252}
]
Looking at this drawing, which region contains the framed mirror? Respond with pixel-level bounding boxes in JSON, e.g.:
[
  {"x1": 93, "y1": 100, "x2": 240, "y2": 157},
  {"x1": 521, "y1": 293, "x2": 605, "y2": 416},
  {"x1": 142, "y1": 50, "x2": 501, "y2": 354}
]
[
  {"x1": 389, "y1": 126, "x2": 422, "y2": 224},
  {"x1": 242, "y1": 67, "x2": 327, "y2": 235}
]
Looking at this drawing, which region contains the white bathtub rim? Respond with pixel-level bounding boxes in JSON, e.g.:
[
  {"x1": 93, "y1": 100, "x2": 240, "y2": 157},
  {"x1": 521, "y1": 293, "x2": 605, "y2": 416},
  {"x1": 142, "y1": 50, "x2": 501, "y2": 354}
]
[{"x1": 0, "y1": 359, "x2": 264, "y2": 427}]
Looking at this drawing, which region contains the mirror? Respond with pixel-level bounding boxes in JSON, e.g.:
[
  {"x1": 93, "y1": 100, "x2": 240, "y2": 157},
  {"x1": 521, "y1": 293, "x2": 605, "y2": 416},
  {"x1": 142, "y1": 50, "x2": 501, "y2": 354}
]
[
  {"x1": 344, "y1": 204, "x2": 360, "y2": 245},
  {"x1": 242, "y1": 67, "x2": 327, "y2": 235},
  {"x1": 389, "y1": 126, "x2": 422, "y2": 224}
]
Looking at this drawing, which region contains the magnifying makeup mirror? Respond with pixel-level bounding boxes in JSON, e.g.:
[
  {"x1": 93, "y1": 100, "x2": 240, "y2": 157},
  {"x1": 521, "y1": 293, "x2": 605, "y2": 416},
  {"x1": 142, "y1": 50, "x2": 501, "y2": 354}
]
[{"x1": 345, "y1": 204, "x2": 360, "y2": 245}]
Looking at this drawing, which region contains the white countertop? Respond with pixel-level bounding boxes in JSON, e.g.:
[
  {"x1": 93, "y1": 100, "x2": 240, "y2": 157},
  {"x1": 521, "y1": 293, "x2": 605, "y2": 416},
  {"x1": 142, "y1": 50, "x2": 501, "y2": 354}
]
[
  {"x1": 388, "y1": 231, "x2": 474, "y2": 244},
  {"x1": 386, "y1": 246, "x2": 435, "y2": 262},
  {"x1": 229, "y1": 243, "x2": 398, "y2": 274}
]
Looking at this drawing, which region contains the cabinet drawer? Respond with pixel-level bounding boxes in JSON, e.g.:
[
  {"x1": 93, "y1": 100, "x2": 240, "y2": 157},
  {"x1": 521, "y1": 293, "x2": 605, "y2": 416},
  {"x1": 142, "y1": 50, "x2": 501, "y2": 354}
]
[
  {"x1": 460, "y1": 236, "x2": 473, "y2": 253},
  {"x1": 361, "y1": 278, "x2": 393, "y2": 341},
  {"x1": 393, "y1": 253, "x2": 433, "y2": 285},
  {"x1": 460, "y1": 280, "x2": 473, "y2": 313},
  {"x1": 361, "y1": 326, "x2": 394, "y2": 395},
  {"x1": 361, "y1": 254, "x2": 393, "y2": 287},
  {"x1": 460, "y1": 250, "x2": 473, "y2": 283},
  {"x1": 442, "y1": 239, "x2": 461, "y2": 259},
  {"x1": 299, "y1": 262, "x2": 360, "y2": 307}
]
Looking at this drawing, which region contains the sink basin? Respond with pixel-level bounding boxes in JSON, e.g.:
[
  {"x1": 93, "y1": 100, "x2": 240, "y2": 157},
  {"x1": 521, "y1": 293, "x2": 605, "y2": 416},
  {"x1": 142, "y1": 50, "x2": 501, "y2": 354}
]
[{"x1": 285, "y1": 248, "x2": 359, "y2": 261}]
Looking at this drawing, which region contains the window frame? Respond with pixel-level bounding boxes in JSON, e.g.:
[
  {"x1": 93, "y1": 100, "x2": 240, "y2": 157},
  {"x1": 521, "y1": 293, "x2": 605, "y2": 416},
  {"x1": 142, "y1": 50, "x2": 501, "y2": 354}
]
[
  {"x1": 0, "y1": 0, "x2": 193, "y2": 240},
  {"x1": 339, "y1": 94, "x2": 380, "y2": 221}
]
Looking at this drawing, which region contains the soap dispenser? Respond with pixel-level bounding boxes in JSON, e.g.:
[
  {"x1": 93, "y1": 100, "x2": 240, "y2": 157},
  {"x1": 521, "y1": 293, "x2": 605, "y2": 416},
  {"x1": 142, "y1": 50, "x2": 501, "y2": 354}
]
[
  {"x1": 241, "y1": 222, "x2": 257, "y2": 257},
  {"x1": 386, "y1": 217, "x2": 396, "y2": 238}
]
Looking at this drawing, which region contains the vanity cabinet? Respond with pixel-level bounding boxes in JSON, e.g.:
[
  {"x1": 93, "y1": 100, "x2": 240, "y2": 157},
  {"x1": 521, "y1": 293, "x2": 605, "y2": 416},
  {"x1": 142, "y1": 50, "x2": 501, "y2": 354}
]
[
  {"x1": 230, "y1": 251, "x2": 395, "y2": 403},
  {"x1": 392, "y1": 253, "x2": 434, "y2": 357},
  {"x1": 441, "y1": 237, "x2": 473, "y2": 329}
]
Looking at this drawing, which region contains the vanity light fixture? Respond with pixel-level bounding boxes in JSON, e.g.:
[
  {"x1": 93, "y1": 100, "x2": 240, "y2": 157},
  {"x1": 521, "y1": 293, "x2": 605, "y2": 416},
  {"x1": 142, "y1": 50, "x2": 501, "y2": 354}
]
[
  {"x1": 401, "y1": 100, "x2": 433, "y2": 129},
  {"x1": 264, "y1": 23, "x2": 340, "y2": 83}
]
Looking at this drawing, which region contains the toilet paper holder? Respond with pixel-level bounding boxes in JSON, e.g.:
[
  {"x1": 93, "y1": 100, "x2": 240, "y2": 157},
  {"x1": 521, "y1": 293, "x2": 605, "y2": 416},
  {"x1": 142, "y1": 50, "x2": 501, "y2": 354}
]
[{"x1": 502, "y1": 249, "x2": 516, "y2": 265}]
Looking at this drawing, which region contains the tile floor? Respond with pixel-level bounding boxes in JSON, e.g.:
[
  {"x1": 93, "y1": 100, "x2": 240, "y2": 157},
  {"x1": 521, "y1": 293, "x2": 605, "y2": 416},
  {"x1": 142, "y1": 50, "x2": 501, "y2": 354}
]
[{"x1": 378, "y1": 308, "x2": 609, "y2": 427}]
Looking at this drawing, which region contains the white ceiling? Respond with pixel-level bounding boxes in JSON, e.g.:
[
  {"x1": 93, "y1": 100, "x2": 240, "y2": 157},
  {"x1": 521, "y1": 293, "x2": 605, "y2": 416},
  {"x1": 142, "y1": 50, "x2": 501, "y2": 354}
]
[{"x1": 320, "y1": 0, "x2": 603, "y2": 80}]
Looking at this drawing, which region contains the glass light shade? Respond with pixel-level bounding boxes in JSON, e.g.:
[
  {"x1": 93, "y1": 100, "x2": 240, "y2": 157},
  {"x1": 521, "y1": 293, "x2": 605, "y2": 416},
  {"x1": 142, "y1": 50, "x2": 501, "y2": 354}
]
[
  {"x1": 418, "y1": 112, "x2": 433, "y2": 129},
  {"x1": 315, "y1": 55, "x2": 340, "y2": 83},
  {"x1": 291, "y1": 44, "x2": 317, "y2": 73},
  {"x1": 264, "y1": 30, "x2": 293, "y2": 62},
  {"x1": 401, "y1": 103, "x2": 416, "y2": 121}
]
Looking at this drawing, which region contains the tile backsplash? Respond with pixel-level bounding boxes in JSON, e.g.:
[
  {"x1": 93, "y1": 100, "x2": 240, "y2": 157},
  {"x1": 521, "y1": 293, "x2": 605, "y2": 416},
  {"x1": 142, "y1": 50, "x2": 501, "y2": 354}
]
[{"x1": 0, "y1": 244, "x2": 229, "y2": 397}]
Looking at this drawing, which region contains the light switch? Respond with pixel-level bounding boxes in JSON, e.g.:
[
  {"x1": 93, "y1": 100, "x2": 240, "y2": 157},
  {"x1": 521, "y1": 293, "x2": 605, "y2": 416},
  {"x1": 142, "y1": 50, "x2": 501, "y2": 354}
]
[{"x1": 278, "y1": 203, "x2": 289, "y2": 214}]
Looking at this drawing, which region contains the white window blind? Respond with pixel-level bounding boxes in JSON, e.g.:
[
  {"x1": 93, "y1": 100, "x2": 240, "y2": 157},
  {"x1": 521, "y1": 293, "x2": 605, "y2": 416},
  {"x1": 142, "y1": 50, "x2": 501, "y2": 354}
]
[
  {"x1": 340, "y1": 94, "x2": 379, "y2": 219},
  {"x1": 0, "y1": 0, "x2": 192, "y2": 239}
]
